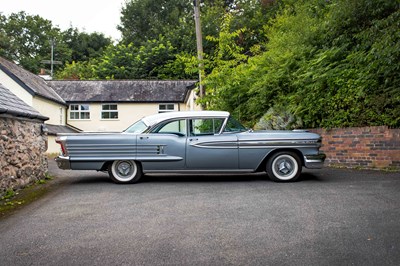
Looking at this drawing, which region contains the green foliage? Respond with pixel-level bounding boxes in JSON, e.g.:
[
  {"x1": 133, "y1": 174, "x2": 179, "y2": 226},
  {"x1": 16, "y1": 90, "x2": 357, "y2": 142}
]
[
  {"x1": 56, "y1": 36, "x2": 198, "y2": 80},
  {"x1": 287, "y1": 0, "x2": 400, "y2": 128},
  {"x1": 0, "y1": 12, "x2": 111, "y2": 75},
  {"x1": 118, "y1": 0, "x2": 195, "y2": 52},
  {"x1": 0, "y1": 189, "x2": 15, "y2": 201},
  {"x1": 93, "y1": 36, "x2": 181, "y2": 79},
  {"x1": 62, "y1": 27, "x2": 112, "y2": 62},
  {"x1": 202, "y1": 0, "x2": 400, "y2": 128},
  {"x1": 0, "y1": 11, "x2": 69, "y2": 73},
  {"x1": 55, "y1": 61, "x2": 97, "y2": 80}
]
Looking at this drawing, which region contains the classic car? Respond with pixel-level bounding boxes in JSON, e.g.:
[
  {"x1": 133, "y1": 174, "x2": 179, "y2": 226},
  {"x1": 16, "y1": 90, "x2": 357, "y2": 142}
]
[{"x1": 55, "y1": 111, "x2": 326, "y2": 183}]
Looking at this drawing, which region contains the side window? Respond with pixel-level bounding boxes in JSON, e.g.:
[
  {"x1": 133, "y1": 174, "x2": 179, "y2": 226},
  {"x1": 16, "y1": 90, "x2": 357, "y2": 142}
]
[
  {"x1": 224, "y1": 117, "x2": 247, "y2": 132},
  {"x1": 190, "y1": 118, "x2": 224, "y2": 136},
  {"x1": 154, "y1": 119, "x2": 186, "y2": 136}
]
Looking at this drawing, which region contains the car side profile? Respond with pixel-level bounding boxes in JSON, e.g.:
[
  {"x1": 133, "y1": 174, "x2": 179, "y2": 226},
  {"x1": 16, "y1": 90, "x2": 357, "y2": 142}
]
[{"x1": 55, "y1": 111, "x2": 326, "y2": 183}]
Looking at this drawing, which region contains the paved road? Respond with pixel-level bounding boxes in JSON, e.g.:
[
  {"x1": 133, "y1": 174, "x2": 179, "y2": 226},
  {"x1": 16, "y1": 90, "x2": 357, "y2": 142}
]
[{"x1": 0, "y1": 160, "x2": 399, "y2": 266}]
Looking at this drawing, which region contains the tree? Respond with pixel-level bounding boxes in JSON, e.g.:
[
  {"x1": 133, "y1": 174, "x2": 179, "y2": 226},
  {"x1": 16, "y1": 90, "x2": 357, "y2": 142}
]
[
  {"x1": 0, "y1": 11, "x2": 70, "y2": 74},
  {"x1": 62, "y1": 27, "x2": 112, "y2": 62},
  {"x1": 201, "y1": 0, "x2": 400, "y2": 128},
  {"x1": 92, "y1": 36, "x2": 182, "y2": 79},
  {"x1": 118, "y1": 0, "x2": 195, "y2": 51},
  {"x1": 55, "y1": 60, "x2": 96, "y2": 80}
]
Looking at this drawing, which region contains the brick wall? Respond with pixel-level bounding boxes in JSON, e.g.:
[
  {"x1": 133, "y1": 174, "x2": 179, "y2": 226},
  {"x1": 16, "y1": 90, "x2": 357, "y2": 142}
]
[{"x1": 310, "y1": 126, "x2": 400, "y2": 170}]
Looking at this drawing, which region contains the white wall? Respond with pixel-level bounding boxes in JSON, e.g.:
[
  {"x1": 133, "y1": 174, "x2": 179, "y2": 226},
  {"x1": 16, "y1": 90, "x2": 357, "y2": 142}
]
[
  {"x1": 67, "y1": 103, "x2": 180, "y2": 132},
  {"x1": 47, "y1": 135, "x2": 60, "y2": 154},
  {"x1": 0, "y1": 70, "x2": 33, "y2": 106},
  {"x1": 33, "y1": 97, "x2": 66, "y2": 126}
]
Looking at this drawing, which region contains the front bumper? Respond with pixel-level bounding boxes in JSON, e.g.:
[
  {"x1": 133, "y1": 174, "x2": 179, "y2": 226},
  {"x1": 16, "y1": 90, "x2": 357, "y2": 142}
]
[
  {"x1": 304, "y1": 153, "x2": 326, "y2": 169},
  {"x1": 55, "y1": 156, "x2": 71, "y2": 170}
]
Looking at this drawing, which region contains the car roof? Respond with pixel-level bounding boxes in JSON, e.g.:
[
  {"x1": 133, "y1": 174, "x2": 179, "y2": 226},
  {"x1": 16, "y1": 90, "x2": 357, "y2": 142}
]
[{"x1": 142, "y1": 111, "x2": 230, "y2": 126}]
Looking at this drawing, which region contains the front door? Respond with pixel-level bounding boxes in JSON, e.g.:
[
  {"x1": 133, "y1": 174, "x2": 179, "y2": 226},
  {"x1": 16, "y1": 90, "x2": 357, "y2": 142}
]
[{"x1": 186, "y1": 118, "x2": 238, "y2": 169}]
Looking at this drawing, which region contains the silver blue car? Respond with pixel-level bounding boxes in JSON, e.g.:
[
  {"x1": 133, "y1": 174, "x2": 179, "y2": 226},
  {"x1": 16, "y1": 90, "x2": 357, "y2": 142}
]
[{"x1": 56, "y1": 111, "x2": 326, "y2": 183}]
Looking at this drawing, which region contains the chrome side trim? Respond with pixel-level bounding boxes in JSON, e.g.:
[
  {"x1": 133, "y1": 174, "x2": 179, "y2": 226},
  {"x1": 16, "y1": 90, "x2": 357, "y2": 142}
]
[
  {"x1": 190, "y1": 141, "x2": 238, "y2": 149},
  {"x1": 239, "y1": 139, "x2": 320, "y2": 148},
  {"x1": 143, "y1": 169, "x2": 255, "y2": 174}
]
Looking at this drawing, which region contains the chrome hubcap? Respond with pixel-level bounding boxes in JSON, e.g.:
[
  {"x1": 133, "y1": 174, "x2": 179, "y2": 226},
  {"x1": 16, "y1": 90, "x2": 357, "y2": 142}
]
[
  {"x1": 117, "y1": 162, "x2": 132, "y2": 176},
  {"x1": 278, "y1": 160, "x2": 293, "y2": 175}
]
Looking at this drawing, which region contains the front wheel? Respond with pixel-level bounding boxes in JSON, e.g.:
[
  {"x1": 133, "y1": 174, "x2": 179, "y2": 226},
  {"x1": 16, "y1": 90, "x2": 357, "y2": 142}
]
[
  {"x1": 266, "y1": 152, "x2": 301, "y2": 182},
  {"x1": 108, "y1": 160, "x2": 142, "y2": 184}
]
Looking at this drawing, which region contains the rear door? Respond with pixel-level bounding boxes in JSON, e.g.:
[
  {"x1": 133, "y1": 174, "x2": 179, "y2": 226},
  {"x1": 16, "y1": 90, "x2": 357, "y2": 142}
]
[{"x1": 137, "y1": 119, "x2": 187, "y2": 170}]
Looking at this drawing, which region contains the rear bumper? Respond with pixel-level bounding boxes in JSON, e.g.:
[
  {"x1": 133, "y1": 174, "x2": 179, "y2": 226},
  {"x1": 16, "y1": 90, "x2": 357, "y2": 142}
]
[
  {"x1": 55, "y1": 156, "x2": 71, "y2": 170},
  {"x1": 304, "y1": 153, "x2": 326, "y2": 169}
]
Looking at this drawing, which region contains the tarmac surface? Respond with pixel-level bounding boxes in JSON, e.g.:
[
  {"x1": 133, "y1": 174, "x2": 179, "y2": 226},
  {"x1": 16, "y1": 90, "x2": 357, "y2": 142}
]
[{"x1": 0, "y1": 159, "x2": 399, "y2": 265}]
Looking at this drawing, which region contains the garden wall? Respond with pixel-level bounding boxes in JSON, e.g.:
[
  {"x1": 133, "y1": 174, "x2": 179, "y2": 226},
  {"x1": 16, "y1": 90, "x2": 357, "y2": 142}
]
[
  {"x1": 311, "y1": 126, "x2": 400, "y2": 170},
  {"x1": 0, "y1": 116, "x2": 48, "y2": 195}
]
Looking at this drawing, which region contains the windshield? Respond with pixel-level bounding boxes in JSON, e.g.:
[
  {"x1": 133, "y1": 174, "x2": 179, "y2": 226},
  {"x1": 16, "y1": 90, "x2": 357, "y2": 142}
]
[
  {"x1": 124, "y1": 120, "x2": 149, "y2": 133},
  {"x1": 224, "y1": 116, "x2": 247, "y2": 133}
]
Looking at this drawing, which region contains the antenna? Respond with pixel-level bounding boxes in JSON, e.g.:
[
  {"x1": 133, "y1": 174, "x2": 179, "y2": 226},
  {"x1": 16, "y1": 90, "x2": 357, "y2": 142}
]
[{"x1": 41, "y1": 39, "x2": 62, "y2": 77}]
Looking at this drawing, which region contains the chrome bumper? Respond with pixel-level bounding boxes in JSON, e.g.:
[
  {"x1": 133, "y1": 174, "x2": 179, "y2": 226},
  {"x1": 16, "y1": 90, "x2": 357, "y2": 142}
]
[
  {"x1": 304, "y1": 153, "x2": 326, "y2": 169},
  {"x1": 55, "y1": 156, "x2": 71, "y2": 170}
]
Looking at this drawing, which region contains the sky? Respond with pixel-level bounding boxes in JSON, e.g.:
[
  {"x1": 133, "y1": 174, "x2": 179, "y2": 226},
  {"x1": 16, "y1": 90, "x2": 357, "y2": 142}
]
[{"x1": 1, "y1": 0, "x2": 126, "y2": 41}]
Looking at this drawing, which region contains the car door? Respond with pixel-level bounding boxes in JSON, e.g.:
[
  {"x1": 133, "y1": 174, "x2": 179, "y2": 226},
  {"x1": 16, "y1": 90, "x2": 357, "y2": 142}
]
[
  {"x1": 186, "y1": 117, "x2": 239, "y2": 170},
  {"x1": 137, "y1": 119, "x2": 187, "y2": 171}
]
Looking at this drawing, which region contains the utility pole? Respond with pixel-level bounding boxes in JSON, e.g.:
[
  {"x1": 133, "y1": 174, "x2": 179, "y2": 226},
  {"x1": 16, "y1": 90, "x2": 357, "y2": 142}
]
[{"x1": 193, "y1": 0, "x2": 204, "y2": 98}]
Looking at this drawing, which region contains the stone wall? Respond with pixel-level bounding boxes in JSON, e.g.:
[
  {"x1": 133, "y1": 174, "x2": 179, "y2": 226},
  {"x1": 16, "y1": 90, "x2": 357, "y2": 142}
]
[
  {"x1": 311, "y1": 126, "x2": 400, "y2": 170},
  {"x1": 0, "y1": 115, "x2": 48, "y2": 195}
]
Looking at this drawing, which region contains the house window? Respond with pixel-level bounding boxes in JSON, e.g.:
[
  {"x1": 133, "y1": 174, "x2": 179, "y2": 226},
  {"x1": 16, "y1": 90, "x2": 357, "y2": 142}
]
[
  {"x1": 159, "y1": 103, "x2": 175, "y2": 113},
  {"x1": 102, "y1": 104, "x2": 118, "y2": 119},
  {"x1": 69, "y1": 104, "x2": 90, "y2": 120}
]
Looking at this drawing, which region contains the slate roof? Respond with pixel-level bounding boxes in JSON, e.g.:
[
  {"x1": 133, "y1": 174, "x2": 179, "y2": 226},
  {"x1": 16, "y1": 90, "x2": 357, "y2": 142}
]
[
  {"x1": 0, "y1": 83, "x2": 48, "y2": 121},
  {"x1": 48, "y1": 80, "x2": 197, "y2": 103},
  {"x1": 0, "y1": 57, "x2": 66, "y2": 105}
]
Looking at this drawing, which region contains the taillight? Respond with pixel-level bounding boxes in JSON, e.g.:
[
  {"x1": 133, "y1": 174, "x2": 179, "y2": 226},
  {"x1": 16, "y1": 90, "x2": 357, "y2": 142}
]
[{"x1": 55, "y1": 137, "x2": 68, "y2": 156}]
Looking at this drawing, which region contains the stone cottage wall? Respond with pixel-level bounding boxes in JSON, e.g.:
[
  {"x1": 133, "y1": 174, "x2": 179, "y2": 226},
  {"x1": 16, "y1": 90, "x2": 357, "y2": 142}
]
[
  {"x1": 310, "y1": 126, "x2": 400, "y2": 170},
  {"x1": 0, "y1": 116, "x2": 48, "y2": 195}
]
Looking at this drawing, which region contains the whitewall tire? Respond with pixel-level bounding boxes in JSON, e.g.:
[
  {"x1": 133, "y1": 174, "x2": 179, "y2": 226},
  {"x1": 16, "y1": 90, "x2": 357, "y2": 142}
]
[
  {"x1": 108, "y1": 160, "x2": 142, "y2": 184},
  {"x1": 266, "y1": 152, "x2": 301, "y2": 182}
]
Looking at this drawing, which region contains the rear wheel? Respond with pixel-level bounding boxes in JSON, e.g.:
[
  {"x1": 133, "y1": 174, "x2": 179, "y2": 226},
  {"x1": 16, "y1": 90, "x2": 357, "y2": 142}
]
[
  {"x1": 108, "y1": 160, "x2": 142, "y2": 184},
  {"x1": 266, "y1": 151, "x2": 301, "y2": 182}
]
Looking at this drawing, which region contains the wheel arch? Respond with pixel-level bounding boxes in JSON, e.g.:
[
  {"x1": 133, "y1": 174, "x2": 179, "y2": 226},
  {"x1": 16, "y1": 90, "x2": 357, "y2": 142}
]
[
  {"x1": 100, "y1": 160, "x2": 143, "y2": 171},
  {"x1": 100, "y1": 161, "x2": 113, "y2": 171},
  {"x1": 255, "y1": 148, "x2": 304, "y2": 172}
]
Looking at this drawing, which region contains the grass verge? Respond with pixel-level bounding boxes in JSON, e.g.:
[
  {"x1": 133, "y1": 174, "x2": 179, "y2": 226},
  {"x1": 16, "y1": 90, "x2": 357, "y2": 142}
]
[{"x1": 0, "y1": 174, "x2": 55, "y2": 219}]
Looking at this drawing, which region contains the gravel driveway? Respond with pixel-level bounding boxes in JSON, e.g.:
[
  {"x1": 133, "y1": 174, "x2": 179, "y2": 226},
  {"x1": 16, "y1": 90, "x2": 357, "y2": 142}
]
[{"x1": 0, "y1": 160, "x2": 399, "y2": 265}]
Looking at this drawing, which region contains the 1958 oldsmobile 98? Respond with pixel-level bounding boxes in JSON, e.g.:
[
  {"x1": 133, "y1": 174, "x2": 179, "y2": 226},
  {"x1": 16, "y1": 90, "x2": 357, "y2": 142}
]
[{"x1": 55, "y1": 111, "x2": 326, "y2": 183}]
